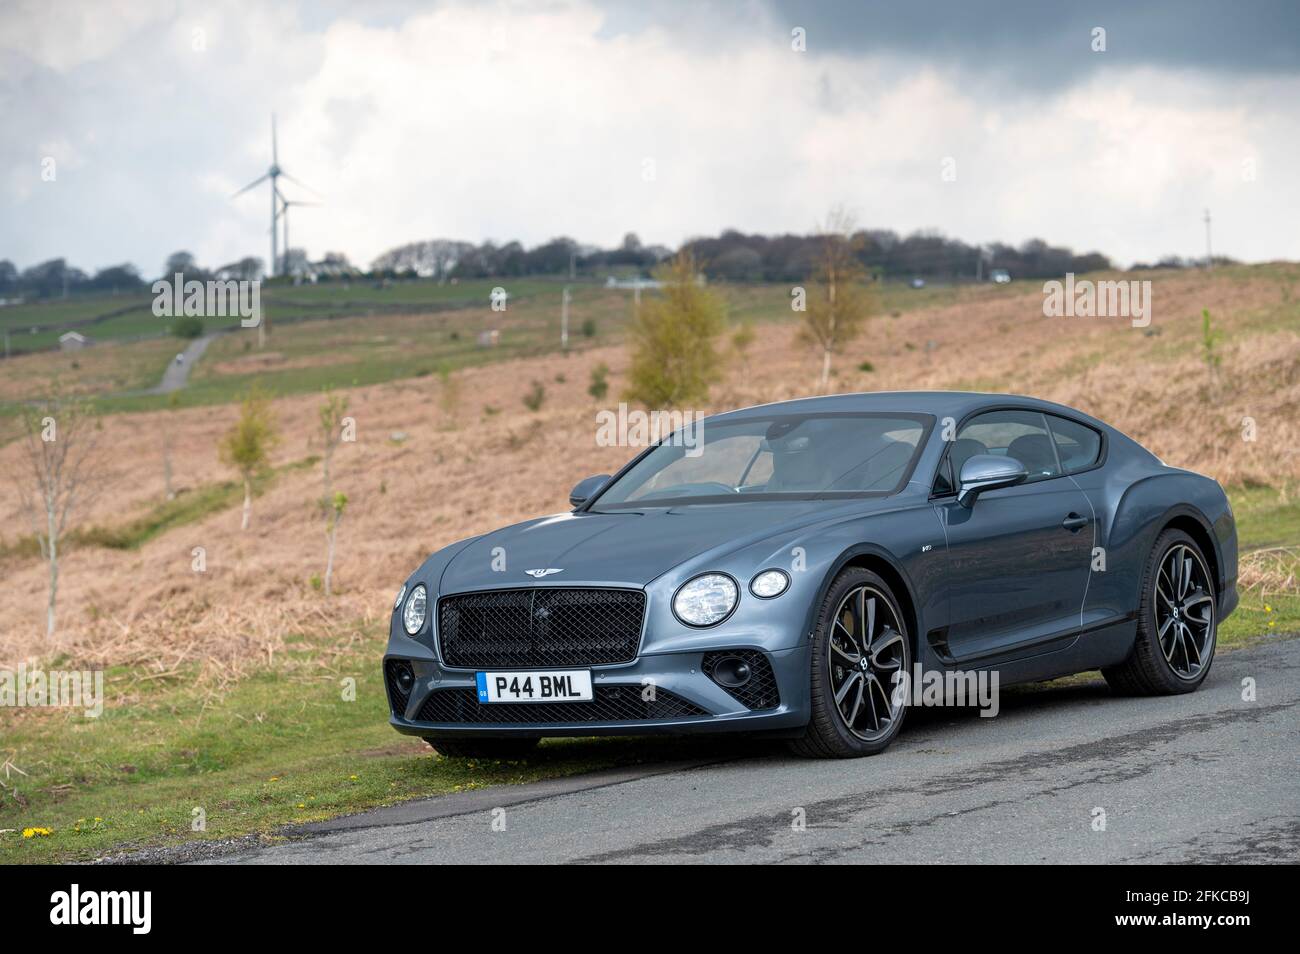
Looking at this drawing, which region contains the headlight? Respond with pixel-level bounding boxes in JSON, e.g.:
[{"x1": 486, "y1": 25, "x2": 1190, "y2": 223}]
[
  {"x1": 403, "y1": 584, "x2": 428, "y2": 635},
  {"x1": 394, "y1": 583, "x2": 407, "y2": 610},
  {"x1": 749, "y1": 569, "x2": 790, "y2": 599},
  {"x1": 673, "y1": 573, "x2": 738, "y2": 627}
]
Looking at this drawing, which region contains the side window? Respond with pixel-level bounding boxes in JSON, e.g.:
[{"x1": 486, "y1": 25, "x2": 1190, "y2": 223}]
[
  {"x1": 953, "y1": 409, "x2": 1060, "y2": 482},
  {"x1": 1046, "y1": 415, "x2": 1102, "y2": 473},
  {"x1": 932, "y1": 455, "x2": 954, "y2": 496}
]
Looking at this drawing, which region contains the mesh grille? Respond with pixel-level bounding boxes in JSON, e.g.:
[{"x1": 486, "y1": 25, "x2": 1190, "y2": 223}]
[
  {"x1": 384, "y1": 659, "x2": 414, "y2": 717},
  {"x1": 416, "y1": 685, "x2": 707, "y2": 724},
  {"x1": 702, "y1": 650, "x2": 781, "y2": 710},
  {"x1": 438, "y1": 588, "x2": 646, "y2": 668}
]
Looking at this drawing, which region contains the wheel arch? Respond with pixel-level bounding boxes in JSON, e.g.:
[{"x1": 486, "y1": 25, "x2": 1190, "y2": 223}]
[
  {"x1": 1109, "y1": 474, "x2": 1228, "y2": 607},
  {"x1": 1159, "y1": 511, "x2": 1221, "y2": 598},
  {"x1": 807, "y1": 545, "x2": 922, "y2": 659}
]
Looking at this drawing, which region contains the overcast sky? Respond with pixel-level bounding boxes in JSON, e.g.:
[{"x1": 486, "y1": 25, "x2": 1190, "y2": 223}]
[{"x1": 3, "y1": 0, "x2": 1298, "y2": 275}]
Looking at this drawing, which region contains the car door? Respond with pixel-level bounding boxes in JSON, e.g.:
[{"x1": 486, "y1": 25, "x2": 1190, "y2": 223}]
[{"x1": 931, "y1": 409, "x2": 1094, "y2": 663}]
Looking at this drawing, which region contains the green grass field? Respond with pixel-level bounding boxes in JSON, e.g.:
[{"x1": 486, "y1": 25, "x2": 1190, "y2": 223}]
[
  {"x1": 0, "y1": 276, "x2": 1009, "y2": 416},
  {"x1": 2, "y1": 483, "x2": 1294, "y2": 864},
  {"x1": 0, "y1": 278, "x2": 576, "y2": 355}
]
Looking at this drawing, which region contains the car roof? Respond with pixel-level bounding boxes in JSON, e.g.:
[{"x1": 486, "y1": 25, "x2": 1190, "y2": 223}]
[{"x1": 706, "y1": 391, "x2": 1106, "y2": 429}]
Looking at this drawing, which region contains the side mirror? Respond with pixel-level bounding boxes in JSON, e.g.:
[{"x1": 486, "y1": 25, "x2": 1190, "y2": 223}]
[
  {"x1": 957, "y1": 455, "x2": 1028, "y2": 508},
  {"x1": 569, "y1": 474, "x2": 611, "y2": 508}
]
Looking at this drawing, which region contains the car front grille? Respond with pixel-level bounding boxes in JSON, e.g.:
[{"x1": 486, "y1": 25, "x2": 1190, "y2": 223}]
[
  {"x1": 702, "y1": 650, "x2": 781, "y2": 711},
  {"x1": 416, "y1": 685, "x2": 708, "y2": 724},
  {"x1": 437, "y1": 587, "x2": 646, "y2": 669}
]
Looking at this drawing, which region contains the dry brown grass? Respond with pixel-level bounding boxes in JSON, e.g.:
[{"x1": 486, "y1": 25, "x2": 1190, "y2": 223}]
[
  {"x1": 1239, "y1": 547, "x2": 1299, "y2": 597},
  {"x1": 1, "y1": 264, "x2": 1296, "y2": 670}
]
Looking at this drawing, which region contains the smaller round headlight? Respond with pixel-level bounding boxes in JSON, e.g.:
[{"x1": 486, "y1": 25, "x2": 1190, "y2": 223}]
[
  {"x1": 674, "y1": 573, "x2": 739, "y2": 627},
  {"x1": 403, "y1": 584, "x2": 428, "y2": 635},
  {"x1": 394, "y1": 583, "x2": 407, "y2": 610},
  {"x1": 750, "y1": 569, "x2": 790, "y2": 599}
]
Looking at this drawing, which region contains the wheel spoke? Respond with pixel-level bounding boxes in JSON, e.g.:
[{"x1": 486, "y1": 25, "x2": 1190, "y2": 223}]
[
  {"x1": 1159, "y1": 560, "x2": 1176, "y2": 599},
  {"x1": 1172, "y1": 626, "x2": 1187, "y2": 672},
  {"x1": 1184, "y1": 593, "x2": 1214, "y2": 625},
  {"x1": 1183, "y1": 623, "x2": 1202, "y2": 668},
  {"x1": 835, "y1": 670, "x2": 862, "y2": 707},
  {"x1": 870, "y1": 627, "x2": 904, "y2": 668},
  {"x1": 831, "y1": 640, "x2": 860, "y2": 664},
  {"x1": 847, "y1": 680, "x2": 864, "y2": 728},
  {"x1": 868, "y1": 672, "x2": 893, "y2": 726},
  {"x1": 835, "y1": 614, "x2": 857, "y2": 651},
  {"x1": 1161, "y1": 625, "x2": 1178, "y2": 662},
  {"x1": 1158, "y1": 614, "x2": 1176, "y2": 659}
]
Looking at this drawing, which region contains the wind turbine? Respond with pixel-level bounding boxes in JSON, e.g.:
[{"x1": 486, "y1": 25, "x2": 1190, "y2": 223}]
[
  {"x1": 276, "y1": 190, "x2": 320, "y2": 279},
  {"x1": 233, "y1": 115, "x2": 316, "y2": 278}
]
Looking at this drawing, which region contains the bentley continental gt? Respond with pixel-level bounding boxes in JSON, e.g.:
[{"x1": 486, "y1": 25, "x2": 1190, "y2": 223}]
[{"x1": 384, "y1": 392, "x2": 1237, "y2": 758}]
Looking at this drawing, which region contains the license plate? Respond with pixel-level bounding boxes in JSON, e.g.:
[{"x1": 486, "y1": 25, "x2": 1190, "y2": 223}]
[{"x1": 476, "y1": 670, "x2": 593, "y2": 703}]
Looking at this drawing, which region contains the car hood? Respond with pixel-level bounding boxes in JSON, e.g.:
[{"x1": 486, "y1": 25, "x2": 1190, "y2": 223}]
[{"x1": 438, "y1": 498, "x2": 896, "y2": 592}]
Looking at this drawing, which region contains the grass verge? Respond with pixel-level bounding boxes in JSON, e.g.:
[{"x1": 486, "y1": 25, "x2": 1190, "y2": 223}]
[{"x1": 0, "y1": 626, "x2": 695, "y2": 864}]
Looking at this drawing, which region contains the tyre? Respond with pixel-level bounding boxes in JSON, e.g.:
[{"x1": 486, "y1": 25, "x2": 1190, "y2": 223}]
[
  {"x1": 790, "y1": 567, "x2": 911, "y2": 758},
  {"x1": 1103, "y1": 528, "x2": 1217, "y2": 695},
  {"x1": 424, "y1": 737, "x2": 540, "y2": 760}
]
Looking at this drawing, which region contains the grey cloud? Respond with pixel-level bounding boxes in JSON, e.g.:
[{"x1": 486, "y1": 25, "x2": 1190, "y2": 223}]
[{"x1": 766, "y1": 0, "x2": 1300, "y2": 85}]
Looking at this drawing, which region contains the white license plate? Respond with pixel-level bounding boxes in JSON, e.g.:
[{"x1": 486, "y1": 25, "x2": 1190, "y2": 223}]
[{"x1": 476, "y1": 670, "x2": 593, "y2": 703}]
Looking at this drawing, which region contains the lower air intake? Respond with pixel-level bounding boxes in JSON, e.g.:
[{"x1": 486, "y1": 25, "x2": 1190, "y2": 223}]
[{"x1": 416, "y1": 685, "x2": 707, "y2": 724}]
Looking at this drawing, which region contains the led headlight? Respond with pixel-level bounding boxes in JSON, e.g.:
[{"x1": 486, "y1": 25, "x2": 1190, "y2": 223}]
[
  {"x1": 749, "y1": 568, "x2": 790, "y2": 599},
  {"x1": 673, "y1": 573, "x2": 739, "y2": 627},
  {"x1": 402, "y1": 584, "x2": 428, "y2": 635},
  {"x1": 394, "y1": 583, "x2": 407, "y2": 610}
]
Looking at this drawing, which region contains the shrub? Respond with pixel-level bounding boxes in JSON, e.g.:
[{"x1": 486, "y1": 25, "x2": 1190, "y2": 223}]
[
  {"x1": 624, "y1": 251, "x2": 726, "y2": 407},
  {"x1": 172, "y1": 316, "x2": 204, "y2": 339},
  {"x1": 588, "y1": 362, "x2": 610, "y2": 401}
]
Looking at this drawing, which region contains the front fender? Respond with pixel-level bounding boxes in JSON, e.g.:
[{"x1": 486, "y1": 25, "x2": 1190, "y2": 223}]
[{"x1": 638, "y1": 500, "x2": 944, "y2": 657}]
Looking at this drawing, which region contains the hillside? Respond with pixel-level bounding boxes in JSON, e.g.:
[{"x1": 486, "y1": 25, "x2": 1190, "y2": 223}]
[{"x1": 0, "y1": 263, "x2": 1297, "y2": 669}]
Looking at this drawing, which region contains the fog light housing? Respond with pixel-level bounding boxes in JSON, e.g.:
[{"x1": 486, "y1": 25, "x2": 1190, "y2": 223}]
[
  {"x1": 709, "y1": 655, "x2": 752, "y2": 688},
  {"x1": 385, "y1": 659, "x2": 416, "y2": 717}
]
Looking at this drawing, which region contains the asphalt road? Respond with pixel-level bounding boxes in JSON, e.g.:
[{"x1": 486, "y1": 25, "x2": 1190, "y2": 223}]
[
  {"x1": 211, "y1": 638, "x2": 1300, "y2": 864},
  {"x1": 146, "y1": 333, "x2": 218, "y2": 394}
]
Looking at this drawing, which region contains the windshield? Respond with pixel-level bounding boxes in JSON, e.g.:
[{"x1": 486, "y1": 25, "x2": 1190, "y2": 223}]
[{"x1": 591, "y1": 412, "x2": 932, "y2": 509}]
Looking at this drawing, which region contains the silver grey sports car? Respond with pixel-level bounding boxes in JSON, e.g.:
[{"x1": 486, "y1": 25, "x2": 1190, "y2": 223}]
[{"x1": 384, "y1": 392, "x2": 1237, "y2": 759}]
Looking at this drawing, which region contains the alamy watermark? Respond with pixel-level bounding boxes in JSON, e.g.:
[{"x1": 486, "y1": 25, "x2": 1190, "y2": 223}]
[
  {"x1": 595, "y1": 403, "x2": 705, "y2": 457},
  {"x1": 152, "y1": 273, "x2": 261, "y2": 327},
  {"x1": 0, "y1": 664, "x2": 104, "y2": 718},
  {"x1": 50, "y1": 884, "x2": 151, "y2": 934},
  {"x1": 893, "y1": 665, "x2": 1000, "y2": 717},
  {"x1": 1042, "y1": 273, "x2": 1151, "y2": 328}
]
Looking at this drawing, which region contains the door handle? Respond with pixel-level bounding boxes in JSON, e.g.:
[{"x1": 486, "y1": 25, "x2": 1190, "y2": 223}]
[{"x1": 1062, "y1": 513, "x2": 1090, "y2": 531}]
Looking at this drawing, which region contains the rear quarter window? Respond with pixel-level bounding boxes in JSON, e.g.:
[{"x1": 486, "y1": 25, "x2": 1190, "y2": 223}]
[{"x1": 1046, "y1": 415, "x2": 1103, "y2": 473}]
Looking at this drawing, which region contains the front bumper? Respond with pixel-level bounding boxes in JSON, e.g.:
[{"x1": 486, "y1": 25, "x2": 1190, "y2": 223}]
[{"x1": 383, "y1": 639, "x2": 811, "y2": 738}]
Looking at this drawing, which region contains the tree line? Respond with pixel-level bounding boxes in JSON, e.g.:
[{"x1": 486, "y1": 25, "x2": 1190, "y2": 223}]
[
  {"x1": 369, "y1": 229, "x2": 1117, "y2": 283},
  {"x1": 6, "y1": 226, "x2": 1232, "y2": 305}
]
